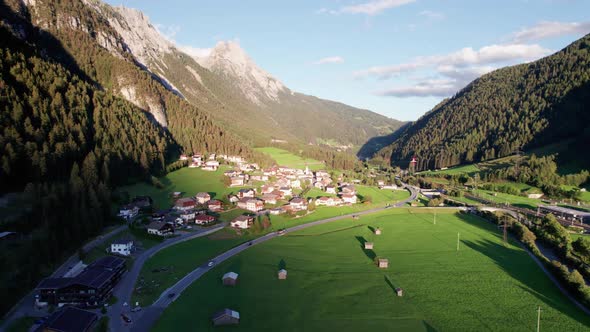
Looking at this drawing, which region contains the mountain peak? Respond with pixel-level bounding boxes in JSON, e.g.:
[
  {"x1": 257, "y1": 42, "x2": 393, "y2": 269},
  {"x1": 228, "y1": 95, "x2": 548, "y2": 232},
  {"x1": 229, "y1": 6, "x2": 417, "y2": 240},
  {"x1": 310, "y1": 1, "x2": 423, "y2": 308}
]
[{"x1": 199, "y1": 40, "x2": 287, "y2": 105}]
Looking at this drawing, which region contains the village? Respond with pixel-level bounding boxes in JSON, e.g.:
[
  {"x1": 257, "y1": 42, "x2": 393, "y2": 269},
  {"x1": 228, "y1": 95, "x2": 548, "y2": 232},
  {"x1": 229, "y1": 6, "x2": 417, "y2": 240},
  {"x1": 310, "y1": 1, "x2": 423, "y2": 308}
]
[{"x1": 118, "y1": 152, "x2": 402, "y2": 237}]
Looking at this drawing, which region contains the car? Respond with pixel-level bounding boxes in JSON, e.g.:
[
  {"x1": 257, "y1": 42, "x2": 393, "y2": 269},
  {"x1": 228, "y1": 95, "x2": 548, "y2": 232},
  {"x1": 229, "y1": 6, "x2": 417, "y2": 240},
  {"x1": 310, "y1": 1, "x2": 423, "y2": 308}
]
[
  {"x1": 167, "y1": 292, "x2": 176, "y2": 299},
  {"x1": 121, "y1": 314, "x2": 132, "y2": 323},
  {"x1": 131, "y1": 306, "x2": 142, "y2": 312},
  {"x1": 277, "y1": 229, "x2": 286, "y2": 236},
  {"x1": 248, "y1": 241, "x2": 253, "y2": 246},
  {"x1": 207, "y1": 261, "x2": 214, "y2": 267}
]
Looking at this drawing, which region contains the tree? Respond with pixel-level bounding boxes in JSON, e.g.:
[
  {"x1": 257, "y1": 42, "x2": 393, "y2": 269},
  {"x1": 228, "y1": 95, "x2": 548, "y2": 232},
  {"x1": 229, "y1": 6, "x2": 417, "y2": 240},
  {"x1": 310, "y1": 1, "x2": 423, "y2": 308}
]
[{"x1": 572, "y1": 238, "x2": 590, "y2": 263}]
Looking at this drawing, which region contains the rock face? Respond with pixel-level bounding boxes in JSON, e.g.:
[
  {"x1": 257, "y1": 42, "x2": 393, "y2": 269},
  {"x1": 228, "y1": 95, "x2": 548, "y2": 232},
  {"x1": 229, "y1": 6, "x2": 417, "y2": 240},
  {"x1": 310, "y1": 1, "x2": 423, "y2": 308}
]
[{"x1": 198, "y1": 41, "x2": 287, "y2": 105}]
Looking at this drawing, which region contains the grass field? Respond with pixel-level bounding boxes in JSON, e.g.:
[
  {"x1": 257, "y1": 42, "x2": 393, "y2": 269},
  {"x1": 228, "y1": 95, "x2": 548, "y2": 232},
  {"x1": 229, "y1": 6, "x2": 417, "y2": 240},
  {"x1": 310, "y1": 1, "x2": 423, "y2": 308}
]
[
  {"x1": 475, "y1": 190, "x2": 542, "y2": 210},
  {"x1": 419, "y1": 163, "x2": 480, "y2": 176},
  {"x1": 153, "y1": 209, "x2": 590, "y2": 331},
  {"x1": 255, "y1": 147, "x2": 324, "y2": 170},
  {"x1": 132, "y1": 188, "x2": 410, "y2": 305},
  {"x1": 117, "y1": 166, "x2": 239, "y2": 210}
]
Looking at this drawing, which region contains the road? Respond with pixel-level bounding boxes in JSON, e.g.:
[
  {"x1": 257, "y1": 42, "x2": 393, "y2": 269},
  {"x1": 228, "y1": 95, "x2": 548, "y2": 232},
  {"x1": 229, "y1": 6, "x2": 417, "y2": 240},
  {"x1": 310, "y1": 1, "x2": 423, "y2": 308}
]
[
  {"x1": 108, "y1": 225, "x2": 226, "y2": 332},
  {"x1": 125, "y1": 185, "x2": 419, "y2": 332},
  {"x1": 0, "y1": 224, "x2": 128, "y2": 331}
]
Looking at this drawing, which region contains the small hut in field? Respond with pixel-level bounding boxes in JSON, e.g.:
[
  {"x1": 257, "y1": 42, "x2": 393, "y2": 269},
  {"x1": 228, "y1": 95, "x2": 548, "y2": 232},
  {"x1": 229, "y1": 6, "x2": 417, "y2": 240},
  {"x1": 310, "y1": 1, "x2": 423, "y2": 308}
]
[
  {"x1": 395, "y1": 288, "x2": 403, "y2": 297},
  {"x1": 211, "y1": 308, "x2": 240, "y2": 326},
  {"x1": 222, "y1": 272, "x2": 238, "y2": 286},
  {"x1": 364, "y1": 242, "x2": 374, "y2": 250},
  {"x1": 375, "y1": 228, "x2": 382, "y2": 235},
  {"x1": 377, "y1": 258, "x2": 389, "y2": 269},
  {"x1": 278, "y1": 269, "x2": 287, "y2": 280}
]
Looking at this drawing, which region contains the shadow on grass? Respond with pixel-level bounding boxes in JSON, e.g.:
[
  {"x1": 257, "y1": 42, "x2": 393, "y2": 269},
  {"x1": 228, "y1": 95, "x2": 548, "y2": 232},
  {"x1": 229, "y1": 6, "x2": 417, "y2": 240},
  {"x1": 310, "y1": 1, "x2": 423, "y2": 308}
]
[
  {"x1": 355, "y1": 236, "x2": 376, "y2": 261},
  {"x1": 368, "y1": 225, "x2": 376, "y2": 233},
  {"x1": 278, "y1": 259, "x2": 287, "y2": 270},
  {"x1": 384, "y1": 275, "x2": 396, "y2": 292},
  {"x1": 458, "y1": 226, "x2": 590, "y2": 328},
  {"x1": 422, "y1": 321, "x2": 438, "y2": 332}
]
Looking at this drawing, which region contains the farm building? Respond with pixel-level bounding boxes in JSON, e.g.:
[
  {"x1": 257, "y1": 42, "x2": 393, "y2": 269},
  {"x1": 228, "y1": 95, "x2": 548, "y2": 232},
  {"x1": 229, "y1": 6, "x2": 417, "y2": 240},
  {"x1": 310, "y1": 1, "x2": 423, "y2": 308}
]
[
  {"x1": 222, "y1": 272, "x2": 239, "y2": 286},
  {"x1": 278, "y1": 269, "x2": 288, "y2": 280},
  {"x1": 539, "y1": 205, "x2": 590, "y2": 223},
  {"x1": 147, "y1": 222, "x2": 174, "y2": 236},
  {"x1": 211, "y1": 308, "x2": 240, "y2": 326},
  {"x1": 378, "y1": 258, "x2": 389, "y2": 268},
  {"x1": 207, "y1": 200, "x2": 223, "y2": 212},
  {"x1": 375, "y1": 228, "x2": 382, "y2": 235},
  {"x1": 231, "y1": 215, "x2": 254, "y2": 229},
  {"x1": 36, "y1": 307, "x2": 98, "y2": 332},
  {"x1": 364, "y1": 242, "x2": 374, "y2": 250},
  {"x1": 174, "y1": 197, "x2": 196, "y2": 211},
  {"x1": 195, "y1": 192, "x2": 211, "y2": 204},
  {"x1": 195, "y1": 215, "x2": 216, "y2": 225},
  {"x1": 396, "y1": 288, "x2": 403, "y2": 297}
]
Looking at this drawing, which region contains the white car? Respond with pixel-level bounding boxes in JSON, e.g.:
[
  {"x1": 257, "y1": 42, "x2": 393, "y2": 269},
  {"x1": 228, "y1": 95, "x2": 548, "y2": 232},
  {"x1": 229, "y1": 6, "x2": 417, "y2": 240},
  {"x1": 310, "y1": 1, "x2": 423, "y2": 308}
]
[{"x1": 207, "y1": 261, "x2": 214, "y2": 267}]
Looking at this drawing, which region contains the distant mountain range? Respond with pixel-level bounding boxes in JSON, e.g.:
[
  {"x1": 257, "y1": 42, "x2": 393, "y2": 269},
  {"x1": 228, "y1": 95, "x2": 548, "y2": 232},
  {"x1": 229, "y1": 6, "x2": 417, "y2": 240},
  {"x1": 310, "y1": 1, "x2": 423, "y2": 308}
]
[{"x1": 371, "y1": 33, "x2": 590, "y2": 172}]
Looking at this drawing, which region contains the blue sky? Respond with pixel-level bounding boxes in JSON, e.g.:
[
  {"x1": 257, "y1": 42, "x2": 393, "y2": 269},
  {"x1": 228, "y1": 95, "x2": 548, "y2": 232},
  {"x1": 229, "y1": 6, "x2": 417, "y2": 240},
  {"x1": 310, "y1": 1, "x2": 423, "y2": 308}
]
[{"x1": 106, "y1": 0, "x2": 590, "y2": 121}]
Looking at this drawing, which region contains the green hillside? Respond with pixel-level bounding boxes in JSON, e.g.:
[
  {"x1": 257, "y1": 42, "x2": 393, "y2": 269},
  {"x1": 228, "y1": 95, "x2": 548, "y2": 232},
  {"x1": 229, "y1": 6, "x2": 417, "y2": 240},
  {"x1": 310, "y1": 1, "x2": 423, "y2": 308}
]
[{"x1": 374, "y1": 33, "x2": 590, "y2": 172}]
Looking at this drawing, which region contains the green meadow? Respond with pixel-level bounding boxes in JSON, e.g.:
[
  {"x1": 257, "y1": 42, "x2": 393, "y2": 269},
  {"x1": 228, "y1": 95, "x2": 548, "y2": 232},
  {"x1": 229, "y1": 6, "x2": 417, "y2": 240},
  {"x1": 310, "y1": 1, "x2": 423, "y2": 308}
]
[
  {"x1": 153, "y1": 209, "x2": 590, "y2": 331},
  {"x1": 255, "y1": 147, "x2": 325, "y2": 170}
]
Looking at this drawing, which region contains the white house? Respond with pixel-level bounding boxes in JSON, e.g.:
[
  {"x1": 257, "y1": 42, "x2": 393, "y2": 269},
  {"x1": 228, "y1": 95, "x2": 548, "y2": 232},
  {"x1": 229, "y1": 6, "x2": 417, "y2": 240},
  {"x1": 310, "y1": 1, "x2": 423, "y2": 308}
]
[
  {"x1": 316, "y1": 196, "x2": 342, "y2": 207},
  {"x1": 341, "y1": 193, "x2": 357, "y2": 204},
  {"x1": 110, "y1": 239, "x2": 134, "y2": 256},
  {"x1": 196, "y1": 192, "x2": 211, "y2": 204},
  {"x1": 231, "y1": 215, "x2": 254, "y2": 229},
  {"x1": 290, "y1": 179, "x2": 301, "y2": 189},
  {"x1": 118, "y1": 205, "x2": 139, "y2": 220},
  {"x1": 279, "y1": 187, "x2": 292, "y2": 197},
  {"x1": 325, "y1": 185, "x2": 337, "y2": 194},
  {"x1": 289, "y1": 197, "x2": 308, "y2": 211}
]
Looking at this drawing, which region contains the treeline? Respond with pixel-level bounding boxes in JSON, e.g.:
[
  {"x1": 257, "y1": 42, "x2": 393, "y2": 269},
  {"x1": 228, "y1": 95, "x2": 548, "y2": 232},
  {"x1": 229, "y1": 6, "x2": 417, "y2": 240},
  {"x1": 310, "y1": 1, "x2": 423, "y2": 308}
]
[{"x1": 375, "y1": 33, "x2": 590, "y2": 171}]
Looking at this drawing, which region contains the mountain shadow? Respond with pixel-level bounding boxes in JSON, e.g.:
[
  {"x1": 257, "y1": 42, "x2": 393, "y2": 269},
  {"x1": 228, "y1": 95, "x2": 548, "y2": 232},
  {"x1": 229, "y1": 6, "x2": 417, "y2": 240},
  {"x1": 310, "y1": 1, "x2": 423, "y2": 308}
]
[{"x1": 357, "y1": 122, "x2": 410, "y2": 160}]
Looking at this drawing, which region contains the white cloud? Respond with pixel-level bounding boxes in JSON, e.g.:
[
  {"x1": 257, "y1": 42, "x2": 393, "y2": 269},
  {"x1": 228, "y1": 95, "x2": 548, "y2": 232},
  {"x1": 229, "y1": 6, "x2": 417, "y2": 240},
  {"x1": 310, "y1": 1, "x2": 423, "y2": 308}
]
[
  {"x1": 178, "y1": 45, "x2": 212, "y2": 58},
  {"x1": 320, "y1": 0, "x2": 416, "y2": 16},
  {"x1": 313, "y1": 56, "x2": 345, "y2": 65},
  {"x1": 355, "y1": 43, "x2": 551, "y2": 80},
  {"x1": 418, "y1": 10, "x2": 445, "y2": 20},
  {"x1": 376, "y1": 79, "x2": 457, "y2": 97},
  {"x1": 154, "y1": 23, "x2": 181, "y2": 42},
  {"x1": 511, "y1": 21, "x2": 590, "y2": 42}
]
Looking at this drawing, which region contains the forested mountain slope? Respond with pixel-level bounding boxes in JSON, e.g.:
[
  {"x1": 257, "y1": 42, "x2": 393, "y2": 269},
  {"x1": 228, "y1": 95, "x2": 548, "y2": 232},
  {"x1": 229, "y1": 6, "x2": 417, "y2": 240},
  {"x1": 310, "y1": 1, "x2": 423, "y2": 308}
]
[{"x1": 373, "y1": 34, "x2": 590, "y2": 171}]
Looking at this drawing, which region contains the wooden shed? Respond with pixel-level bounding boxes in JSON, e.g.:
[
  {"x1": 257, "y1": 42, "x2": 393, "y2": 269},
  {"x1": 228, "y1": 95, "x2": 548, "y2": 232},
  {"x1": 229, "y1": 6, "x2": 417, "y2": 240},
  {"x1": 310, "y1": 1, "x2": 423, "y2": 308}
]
[
  {"x1": 395, "y1": 288, "x2": 403, "y2": 297},
  {"x1": 364, "y1": 242, "x2": 374, "y2": 250},
  {"x1": 222, "y1": 272, "x2": 238, "y2": 286},
  {"x1": 378, "y1": 258, "x2": 389, "y2": 268},
  {"x1": 211, "y1": 308, "x2": 240, "y2": 326},
  {"x1": 278, "y1": 269, "x2": 287, "y2": 280},
  {"x1": 375, "y1": 228, "x2": 382, "y2": 235}
]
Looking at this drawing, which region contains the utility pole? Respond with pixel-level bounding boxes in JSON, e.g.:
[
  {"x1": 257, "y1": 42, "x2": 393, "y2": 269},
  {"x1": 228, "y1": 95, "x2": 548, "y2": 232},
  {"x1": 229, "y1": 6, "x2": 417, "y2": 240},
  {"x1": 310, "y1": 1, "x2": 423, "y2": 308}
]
[
  {"x1": 457, "y1": 232, "x2": 460, "y2": 251},
  {"x1": 536, "y1": 306, "x2": 542, "y2": 332}
]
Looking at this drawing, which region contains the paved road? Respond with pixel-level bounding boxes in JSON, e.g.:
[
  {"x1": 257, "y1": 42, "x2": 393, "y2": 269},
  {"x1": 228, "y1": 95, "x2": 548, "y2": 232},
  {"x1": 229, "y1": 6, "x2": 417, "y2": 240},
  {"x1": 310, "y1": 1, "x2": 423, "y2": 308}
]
[
  {"x1": 108, "y1": 225, "x2": 225, "y2": 332},
  {"x1": 0, "y1": 224, "x2": 127, "y2": 331},
  {"x1": 125, "y1": 186, "x2": 419, "y2": 331}
]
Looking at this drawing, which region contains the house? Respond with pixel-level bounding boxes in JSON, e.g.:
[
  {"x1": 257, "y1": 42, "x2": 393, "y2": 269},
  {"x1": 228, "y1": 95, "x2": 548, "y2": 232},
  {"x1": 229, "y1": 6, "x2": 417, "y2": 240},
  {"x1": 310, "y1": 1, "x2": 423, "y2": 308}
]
[
  {"x1": 237, "y1": 188, "x2": 256, "y2": 199},
  {"x1": 375, "y1": 228, "x2": 382, "y2": 235},
  {"x1": 192, "y1": 154, "x2": 203, "y2": 162},
  {"x1": 209, "y1": 153, "x2": 216, "y2": 160},
  {"x1": 341, "y1": 185, "x2": 357, "y2": 195},
  {"x1": 263, "y1": 168, "x2": 277, "y2": 176},
  {"x1": 174, "y1": 197, "x2": 196, "y2": 211},
  {"x1": 237, "y1": 198, "x2": 264, "y2": 212},
  {"x1": 110, "y1": 238, "x2": 134, "y2": 256},
  {"x1": 179, "y1": 154, "x2": 189, "y2": 161},
  {"x1": 211, "y1": 308, "x2": 240, "y2": 326},
  {"x1": 289, "y1": 197, "x2": 308, "y2": 211},
  {"x1": 325, "y1": 185, "x2": 337, "y2": 194},
  {"x1": 231, "y1": 215, "x2": 254, "y2": 229},
  {"x1": 527, "y1": 193, "x2": 544, "y2": 199},
  {"x1": 364, "y1": 242, "x2": 374, "y2": 250},
  {"x1": 278, "y1": 269, "x2": 287, "y2": 280},
  {"x1": 279, "y1": 187, "x2": 292, "y2": 197},
  {"x1": 260, "y1": 184, "x2": 274, "y2": 194},
  {"x1": 224, "y1": 169, "x2": 240, "y2": 177},
  {"x1": 377, "y1": 180, "x2": 385, "y2": 186},
  {"x1": 262, "y1": 194, "x2": 279, "y2": 205},
  {"x1": 290, "y1": 179, "x2": 301, "y2": 189},
  {"x1": 118, "y1": 204, "x2": 139, "y2": 220},
  {"x1": 380, "y1": 185, "x2": 399, "y2": 190},
  {"x1": 222, "y1": 272, "x2": 239, "y2": 286},
  {"x1": 179, "y1": 209, "x2": 196, "y2": 222},
  {"x1": 132, "y1": 196, "x2": 153, "y2": 211},
  {"x1": 202, "y1": 160, "x2": 219, "y2": 171},
  {"x1": 230, "y1": 176, "x2": 245, "y2": 187},
  {"x1": 250, "y1": 174, "x2": 269, "y2": 181},
  {"x1": 36, "y1": 256, "x2": 126, "y2": 308},
  {"x1": 341, "y1": 193, "x2": 357, "y2": 204},
  {"x1": 378, "y1": 258, "x2": 389, "y2": 268},
  {"x1": 228, "y1": 195, "x2": 240, "y2": 204},
  {"x1": 208, "y1": 200, "x2": 223, "y2": 212},
  {"x1": 395, "y1": 288, "x2": 403, "y2": 297},
  {"x1": 316, "y1": 196, "x2": 341, "y2": 207},
  {"x1": 147, "y1": 222, "x2": 174, "y2": 236},
  {"x1": 35, "y1": 307, "x2": 98, "y2": 332},
  {"x1": 195, "y1": 192, "x2": 211, "y2": 204},
  {"x1": 195, "y1": 214, "x2": 216, "y2": 225},
  {"x1": 270, "y1": 207, "x2": 286, "y2": 215},
  {"x1": 315, "y1": 170, "x2": 330, "y2": 178},
  {"x1": 189, "y1": 161, "x2": 201, "y2": 168}
]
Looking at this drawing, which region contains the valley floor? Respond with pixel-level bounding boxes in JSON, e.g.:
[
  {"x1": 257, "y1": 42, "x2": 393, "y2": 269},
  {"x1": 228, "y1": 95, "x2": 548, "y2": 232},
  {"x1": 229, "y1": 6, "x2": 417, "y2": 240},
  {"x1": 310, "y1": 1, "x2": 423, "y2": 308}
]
[{"x1": 151, "y1": 209, "x2": 590, "y2": 331}]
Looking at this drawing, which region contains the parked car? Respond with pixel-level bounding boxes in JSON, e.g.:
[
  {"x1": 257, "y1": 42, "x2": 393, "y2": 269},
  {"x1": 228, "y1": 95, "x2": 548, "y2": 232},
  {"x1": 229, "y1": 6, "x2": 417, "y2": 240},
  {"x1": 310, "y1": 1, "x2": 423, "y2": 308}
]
[
  {"x1": 121, "y1": 314, "x2": 132, "y2": 323},
  {"x1": 208, "y1": 261, "x2": 214, "y2": 267},
  {"x1": 277, "y1": 229, "x2": 286, "y2": 236}
]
